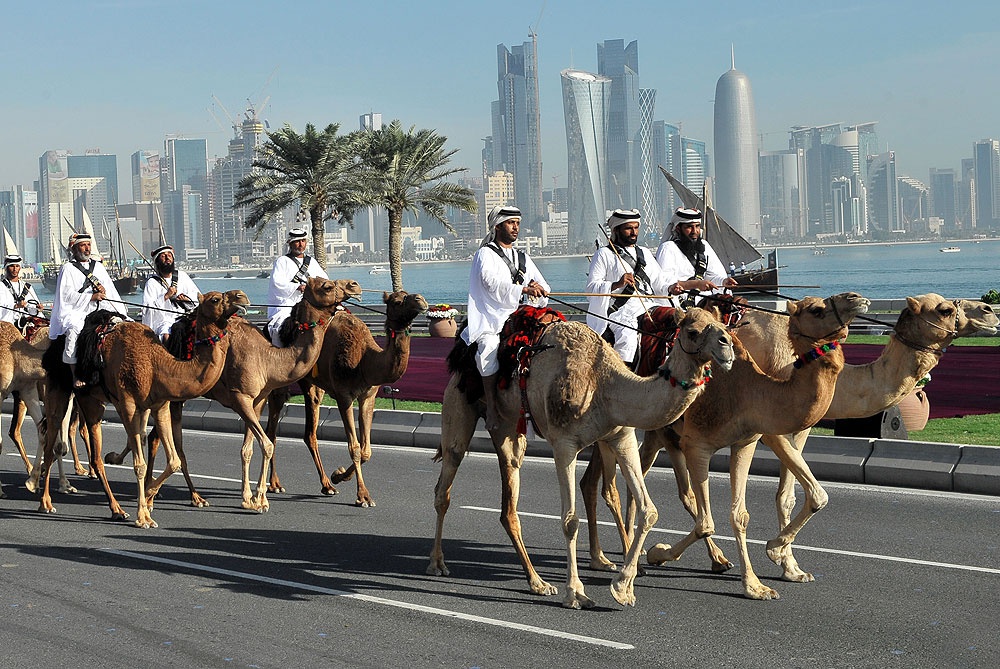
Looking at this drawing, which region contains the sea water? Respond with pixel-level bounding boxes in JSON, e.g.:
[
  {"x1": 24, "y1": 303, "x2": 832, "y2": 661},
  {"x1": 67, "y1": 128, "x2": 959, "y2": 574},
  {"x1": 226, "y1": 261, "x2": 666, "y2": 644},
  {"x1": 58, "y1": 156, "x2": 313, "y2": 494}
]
[{"x1": 36, "y1": 239, "x2": 1000, "y2": 309}]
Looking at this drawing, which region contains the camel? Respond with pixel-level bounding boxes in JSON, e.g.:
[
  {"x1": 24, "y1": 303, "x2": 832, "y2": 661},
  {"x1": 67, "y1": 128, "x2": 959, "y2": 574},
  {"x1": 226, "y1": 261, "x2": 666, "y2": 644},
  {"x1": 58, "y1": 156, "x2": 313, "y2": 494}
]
[
  {"x1": 427, "y1": 307, "x2": 735, "y2": 608},
  {"x1": 111, "y1": 277, "x2": 363, "y2": 511},
  {"x1": 34, "y1": 289, "x2": 249, "y2": 527},
  {"x1": 639, "y1": 292, "x2": 870, "y2": 599},
  {"x1": 264, "y1": 290, "x2": 428, "y2": 506},
  {"x1": 657, "y1": 294, "x2": 998, "y2": 582}
]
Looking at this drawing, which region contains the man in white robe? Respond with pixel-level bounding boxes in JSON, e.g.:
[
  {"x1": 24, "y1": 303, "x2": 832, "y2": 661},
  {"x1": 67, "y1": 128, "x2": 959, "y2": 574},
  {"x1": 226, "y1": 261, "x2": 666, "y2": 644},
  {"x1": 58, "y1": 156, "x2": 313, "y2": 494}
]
[
  {"x1": 655, "y1": 207, "x2": 737, "y2": 306},
  {"x1": 48, "y1": 233, "x2": 128, "y2": 386},
  {"x1": 462, "y1": 205, "x2": 549, "y2": 430},
  {"x1": 142, "y1": 244, "x2": 201, "y2": 341},
  {"x1": 586, "y1": 208, "x2": 671, "y2": 367},
  {"x1": 0, "y1": 254, "x2": 41, "y2": 325},
  {"x1": 267, "y1": 227, "x2": 329, "y2": 346}
]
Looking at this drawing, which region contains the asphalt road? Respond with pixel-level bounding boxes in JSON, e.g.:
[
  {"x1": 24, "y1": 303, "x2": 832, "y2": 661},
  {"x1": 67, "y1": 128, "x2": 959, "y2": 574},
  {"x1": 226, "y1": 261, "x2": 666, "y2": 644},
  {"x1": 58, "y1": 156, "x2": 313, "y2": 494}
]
[{"x1": 1, "y1": 423, "x2": 998, "y2": 668}]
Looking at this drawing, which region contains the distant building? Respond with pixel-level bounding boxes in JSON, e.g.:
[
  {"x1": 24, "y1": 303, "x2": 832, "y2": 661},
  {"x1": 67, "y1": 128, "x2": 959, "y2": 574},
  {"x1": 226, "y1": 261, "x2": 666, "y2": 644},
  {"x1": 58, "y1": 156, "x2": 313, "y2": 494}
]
[
  {"x1": 679, "y1": 136, "x2": 709, "y2": 196},
  {"x1": 973, "y1": 139, "x2": 1000, "y2": 230},
  {"x1": 162, "y1": 137, "x2": 208, "y2": 254},
  {"x1": 68, "y1": 151, "x2": 119, "y2": 227},
  {"x1": 487, "y1": 37, "x2": 543, "y2": 228},
  {"x1": 759, "y1": 149, "x2": 807, "y2": 240},
  {"x1": 713, "y1": 56, "x2": 760, "y2": 242},
  {"x1": 958, "y1": 158, "x2": 977, "y2": 229},
  {"x1": 131, "y1": 150, "x2": 161, "y2": 203},
  {"x1": 637, "y1": 88, "x2": 658, "y2": 230},
  {"x1": 928, "y1": 168, "x2": 958, "y2": 233},
  {"x1": 867, "y1": 151, "x2": 901, "y2": 235},
  {"x1": 117, "y1": 201, "x2": 164, "y2": 258},
  {"x1": 561, "y1": 68, "x2": 611, "y2": 251},
  {"x1": 0, "y1": 186, "x2": 38, "y2": 264},
  {"x1": 897, "y1": 176, "x2": 930, "y2": 234},
  {"x1": 598, "y1": 39, "x2": 641, "y2": 212},
  {"x1": 210, "y1": 115, "x2": 269, "y2": 263}
]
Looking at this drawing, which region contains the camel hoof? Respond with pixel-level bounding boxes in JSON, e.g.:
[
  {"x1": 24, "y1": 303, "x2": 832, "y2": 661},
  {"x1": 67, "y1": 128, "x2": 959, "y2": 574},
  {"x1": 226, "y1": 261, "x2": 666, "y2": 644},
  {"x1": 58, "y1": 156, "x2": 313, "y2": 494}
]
[
  {"x1": 355, "y1": 498, "x2": 376, "y2": 508},
  {"x1": 267, "y1": 484, "x2": 286, "y2": 494},
  {"x1": 134, "y1": 518, "x2": 159, "y2": 529},
  {"x1": 39, "y1": 504, "x2": 57, "y2": 514},
  {"x1": 58, "y1": 483, "x2": 78, "y2": 494},
  {"x1": 711, "y1": 558, "x2": 735, "y2": 573},
  {"x1": 111, "y1": 510, "x2": 130, "y2": 521},
  {"x1": 24, "y1": 478, "x2": 39, "y2": 494},
  {"x1": 0, "y1": 488, "x2": 6, "y2": 499},
  {"x1": 529, "y1": 579, "x2": 558, "y2": 596},
  {"x1": 561, "y1": 591, "x2": 595, "y2": 609},
  {"x1": 426, "y1": 559, "x2": 450, "y2": 577},
  {"x1": 645, "y1": 543, "x2": 677, "y2": 566},
  {"x1": 321, "y1": 486, "x2": 339, "y2": 496},
  {"x1": 74, "y1": 465, "x2": 88, "y2": 476},
  {"x1": 87, "y1": 469, "x2": 98, "y2": 480},
  {"x1": 783, "y1": 570, "x2": 815, "y2": 583},
  {"x1": 744, "y1": 583, "x2": 781, "y2": 600},
  {"x1": 610, "y1": 580, "x2": 637, "y2": 607},
  {"x1": 589, "y1": 554, "x2": 618, "y2": 572},
  {"x1": 330, "y1": 467, "x2": 353, "y2": 484},
  {"x1": 190, "y1": 495, "x2": 210, "y2": 508}
]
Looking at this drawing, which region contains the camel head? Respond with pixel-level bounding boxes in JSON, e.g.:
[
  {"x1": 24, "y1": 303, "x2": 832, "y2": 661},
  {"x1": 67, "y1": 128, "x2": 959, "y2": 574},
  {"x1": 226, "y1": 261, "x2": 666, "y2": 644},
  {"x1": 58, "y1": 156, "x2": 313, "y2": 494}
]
[
  {"x1": 671, "y1": 306, "x2": 735, "y2": 372},
  {"x1": 383, "y1": 290, "x2": 430, "y2": 332},
  {"x1": 194, "y1": 290, "x2": 250, "y2": 329},
  {"x1": 303, "y1": 277, "x2": 363, "y2": 311},
  {"x1": 892, "y1": 293, "x2": 962, "y2": 352},
  {"x1": 953, "y1": 298, "x2": 999, "y2": 336},
  {"x1": 785, "y1": 292, "x2": 870, "y2": 350}
]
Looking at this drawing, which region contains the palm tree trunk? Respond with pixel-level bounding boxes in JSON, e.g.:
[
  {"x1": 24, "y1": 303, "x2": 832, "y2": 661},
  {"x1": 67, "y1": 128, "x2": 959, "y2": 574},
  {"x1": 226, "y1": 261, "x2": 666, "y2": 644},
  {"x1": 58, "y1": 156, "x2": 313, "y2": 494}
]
[
  {"x1": 388, "y1": 206, "x2": 404, "y2": 292},
  {"x1": 310, "y1": 206, "x2": 328, "y2": 269}
]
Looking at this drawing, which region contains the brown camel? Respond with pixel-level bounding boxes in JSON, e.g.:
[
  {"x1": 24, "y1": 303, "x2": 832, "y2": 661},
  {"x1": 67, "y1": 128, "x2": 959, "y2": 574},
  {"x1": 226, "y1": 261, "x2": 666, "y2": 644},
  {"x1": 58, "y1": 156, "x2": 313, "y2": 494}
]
[
  {"x1": 264, "y1": 290, "x2": 428, "y2": 506},
  {"x1": 112, "y1": 277, "x2": 362, "y2": 510},
  {"x1": 34, "y1": 290, "x2": 249, "y2": 527},
  {"x1": 427, "y1": 307, "x2": 735, "y2": 608},
  {"x1": 642, "y1": 292, "x2": 870, "y2": 599},
  {"x1": 673, "y1": 294, "x2": 998, "y2": 582}
]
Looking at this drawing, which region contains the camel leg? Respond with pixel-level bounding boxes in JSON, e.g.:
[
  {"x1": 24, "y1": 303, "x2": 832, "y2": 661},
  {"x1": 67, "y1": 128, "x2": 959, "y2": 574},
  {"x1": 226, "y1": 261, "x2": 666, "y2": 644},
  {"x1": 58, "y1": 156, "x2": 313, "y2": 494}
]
[
  {"x1": 580, "y1": 448, "x2": 617, "y2": 571},
  {"x1": 8, "y1": 390, "x2": 33, "y2": 473},
  {"x1": 729, "y1": 439, "x2": 780, "y2": 600},
  {"x1": 297, "y1": 383, "x2": 339, "y2": 495},
  {"x1": 607, "y1": 428, "x2": 657, "y2": 607},
  {"x1": 116, "y1": 401, "x2": 158, "y2": 529},
  {"x1": 647, "y1": 440, "x2": 716, "y2": 568},
  {"x1": 263, "y1": 389, "x2": 288, "y2": 494},
  {"x1": 762, "y1": 431, "x2": 828, "y2": 583},
  {"x1": 233, "y1": 396, "x2": 273, "y2": 512},
  {"x1": 550, "y1": 441, "x2": 593, "y2": 609},
  {"x1": 78, "y1": 393, "x2": 130, "y2": 521},
  {"x1": 336, "y1": 388, "x2": 377, "y2": 507},
  {"x1": 67, "y1": 407, "x2": 91, "y2": 477},
  {"x1": 22, "y1": 387, "x2": 77, "y2": 495},
  {"x1": 35, "y1": 390, "x2": 73, "y2": 514},
  {"x1": 144, "y1": 403, "x2": 185, "y2": 517},
  {"x1": 168, "y1": 401, "x2": 209, "y2": 507},
  {"x1": 427, "y1": 382, "x2": 476, "y2": 579}
]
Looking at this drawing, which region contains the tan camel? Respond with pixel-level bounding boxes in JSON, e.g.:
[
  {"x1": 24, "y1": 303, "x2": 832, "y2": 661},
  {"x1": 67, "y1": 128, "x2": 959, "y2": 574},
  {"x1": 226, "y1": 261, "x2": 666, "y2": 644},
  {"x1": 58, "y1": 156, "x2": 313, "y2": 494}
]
[
  {"x1": 264, "y1": 290, "x2": 428, "y2": 506},
  {"x1": 112, "y1": 277, "x2": 362, "y2": 510},
  {"x1": 427, "y1": 307, "x2": 735, "y2": 608},
  {"x1": 669, "y1": 294, "x2": 998, "y2": 582},
  {"x1": 34, "y1": 290, "x2": 249, "y2": 527},
  {"x1": 641, "y1": 292, "x2": 870, "y2": 599}
]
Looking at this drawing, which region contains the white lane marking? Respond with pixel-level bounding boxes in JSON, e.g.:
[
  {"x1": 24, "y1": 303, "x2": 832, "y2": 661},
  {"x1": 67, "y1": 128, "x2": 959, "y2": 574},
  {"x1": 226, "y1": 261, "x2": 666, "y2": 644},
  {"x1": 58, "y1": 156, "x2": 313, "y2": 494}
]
[
  {"x1": 462, "y1": 506, "x2": 1000, "y2": 576},
  {"x1": 102, "y1": 548, "x2": 634, "y2": 650}
]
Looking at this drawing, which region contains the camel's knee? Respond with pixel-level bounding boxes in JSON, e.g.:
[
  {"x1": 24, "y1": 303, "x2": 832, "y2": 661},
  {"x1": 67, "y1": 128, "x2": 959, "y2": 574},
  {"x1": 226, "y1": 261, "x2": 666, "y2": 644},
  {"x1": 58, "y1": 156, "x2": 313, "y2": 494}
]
[
  {"x1": 731, "y1": 507, "x2": 751, "y2": 534},
  {"x1": 639, "y1": 502, "x2": 658, "y2": 532},
  {"x1": 562, "y1": 512, "x2": 580, "y2": 540},
  {"x1": 695, "y1": 518, "x2": 715, "y2": 538},
  {"x1": 166, "y1": 456, "x2": 182, "y2": 475},
  {"x1": 133, "y1": 463, "x2": 148, "y2": 480},
  {"x1": 810, "y1": 486, "x2": 829, "y2": 512}
]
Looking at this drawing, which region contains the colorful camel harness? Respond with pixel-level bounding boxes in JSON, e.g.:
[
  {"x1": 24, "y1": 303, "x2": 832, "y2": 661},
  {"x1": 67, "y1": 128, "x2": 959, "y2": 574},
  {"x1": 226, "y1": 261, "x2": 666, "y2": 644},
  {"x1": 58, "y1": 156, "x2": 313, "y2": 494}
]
[{"x1": 497, "y1": 305, "x2": 566, "y2": 437}]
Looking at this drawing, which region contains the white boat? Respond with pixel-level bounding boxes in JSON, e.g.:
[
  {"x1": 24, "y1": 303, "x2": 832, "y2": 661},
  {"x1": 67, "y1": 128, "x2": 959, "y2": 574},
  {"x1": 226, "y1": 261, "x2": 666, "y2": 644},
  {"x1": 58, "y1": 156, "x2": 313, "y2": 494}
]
[
  {"x1": 939, "y1": 246, "x2": 961, "y2": 253},
  {"x1": 369, "y1": 265, "x2": 389, "y2": 275}
]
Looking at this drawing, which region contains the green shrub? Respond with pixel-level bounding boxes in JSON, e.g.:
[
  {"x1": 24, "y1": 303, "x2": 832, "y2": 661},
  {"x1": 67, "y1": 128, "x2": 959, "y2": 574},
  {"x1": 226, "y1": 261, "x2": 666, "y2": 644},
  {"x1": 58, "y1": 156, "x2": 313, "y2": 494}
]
[{"x1": 982, "y1": 289, "x2": 1000, "y2": 304}]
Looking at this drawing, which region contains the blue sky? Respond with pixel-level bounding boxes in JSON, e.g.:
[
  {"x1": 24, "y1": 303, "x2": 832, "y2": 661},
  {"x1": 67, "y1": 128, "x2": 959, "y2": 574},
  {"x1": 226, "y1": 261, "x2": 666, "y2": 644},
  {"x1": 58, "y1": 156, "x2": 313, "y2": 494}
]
[{"x1": 3, "y1": 1, "x2": 999, "y2": 200}]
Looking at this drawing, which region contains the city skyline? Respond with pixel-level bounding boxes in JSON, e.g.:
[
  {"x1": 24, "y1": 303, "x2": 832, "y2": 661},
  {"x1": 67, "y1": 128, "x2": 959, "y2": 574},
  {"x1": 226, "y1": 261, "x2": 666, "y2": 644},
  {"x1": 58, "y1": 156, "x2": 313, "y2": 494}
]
[{"x1": 3, "y1": 2, "x2": 1000, "y2": 209}]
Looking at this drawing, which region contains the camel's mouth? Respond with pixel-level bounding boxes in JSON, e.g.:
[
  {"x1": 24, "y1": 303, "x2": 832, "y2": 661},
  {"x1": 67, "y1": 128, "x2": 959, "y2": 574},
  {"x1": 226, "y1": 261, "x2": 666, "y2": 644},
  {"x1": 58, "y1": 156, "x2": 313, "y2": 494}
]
[{"x1": 712, "y1": 346, "x2": 735, "y2": 372}]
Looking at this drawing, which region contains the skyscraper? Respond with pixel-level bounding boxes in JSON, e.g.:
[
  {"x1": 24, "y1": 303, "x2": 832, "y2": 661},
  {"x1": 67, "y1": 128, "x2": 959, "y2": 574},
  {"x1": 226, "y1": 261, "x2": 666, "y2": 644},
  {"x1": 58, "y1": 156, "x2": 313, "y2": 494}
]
[
  {"x1": 597, "y1": 39, "x2": 640, "y2": 211},
  {"x1": 713, "y1": 54, "x2": 760, "y2": 242},
  {"x1": 490, "y1": 37, "x2": 543, "y2": 227},
  {"x1": 973, "y1": 139, "x2": 1000, "y2": 230},
  {"x1": 867, "y1": 151, "x2": 900, "y2": 234},
  {"x1": 211, "y1": 113, "x2": 268, "y2": 262},
  {"x1": 131, "y1": 150, "x2": 161, "y2": 203},
  {"x1": 637, "y1": 88, "x2": 658, "y2": 230},
  {"x1": 561, "y1": 68, "x2": 611, "y2": 251},
  {"x1": 759, "y1": 149, "x2": 807, "y2": 240},
  {"x1": 162, "y1": 137, "x2": 208, "y2": 254},
  {"x1": 929, "y1": 168, "x2": 958, "y2": 232}
]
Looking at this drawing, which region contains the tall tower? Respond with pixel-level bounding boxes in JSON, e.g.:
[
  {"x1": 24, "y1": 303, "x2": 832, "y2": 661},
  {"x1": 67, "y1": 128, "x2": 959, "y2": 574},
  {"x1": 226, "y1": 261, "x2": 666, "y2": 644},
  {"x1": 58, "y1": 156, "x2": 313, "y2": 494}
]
[
  {"x1": 561, "y1": 69, "x2": 611, "y2": 251},
  {"x1": 597, "y1": 39, "x2": 640, "y2": 210},
  {"x1": 491, "y1": 37, "x2": 543, "y2": 228},
  {"x1": 973, "y1": 139, "x2": 1000, "y2": 230},
  {"x1": 713, "y1": 50, "x2": 761, "y2": 241}
]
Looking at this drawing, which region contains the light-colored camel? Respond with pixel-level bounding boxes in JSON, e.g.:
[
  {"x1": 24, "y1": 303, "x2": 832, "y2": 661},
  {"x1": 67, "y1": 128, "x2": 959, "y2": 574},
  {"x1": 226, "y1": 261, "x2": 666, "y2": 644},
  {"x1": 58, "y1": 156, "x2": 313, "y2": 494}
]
[
  {"x1": 34, "y1": 290, "x2": 249, "y2": 527},
  {"x1": 427, "y1": 307, "x2": 735, "y2": 608},
  {"x1": 640, "y1": 292, "x2": 870, "y2": 599},
  {"x1": 669, "y1": 294, "x2": 998, "y2": 582},
  {"x1": 264, "y1": 290, "x2": 428, "y2": 506},
  {"x1": 111, "y1": 277, "x2": 362, "y2": 510}
]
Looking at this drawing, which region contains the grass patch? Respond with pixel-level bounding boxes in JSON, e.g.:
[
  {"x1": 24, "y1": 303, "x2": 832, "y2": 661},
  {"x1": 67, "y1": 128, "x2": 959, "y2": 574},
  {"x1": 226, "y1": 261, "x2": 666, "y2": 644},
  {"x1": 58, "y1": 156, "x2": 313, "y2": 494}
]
[
  {"x1": 813, "y1": 414, "x2": 1000, "y2": 446},
  {"x1": 285, "y1": 394, "x2": 441, "y2": 413},
  {"x1": 845, "y1": 334, "x2": 998, "y2": 346}
]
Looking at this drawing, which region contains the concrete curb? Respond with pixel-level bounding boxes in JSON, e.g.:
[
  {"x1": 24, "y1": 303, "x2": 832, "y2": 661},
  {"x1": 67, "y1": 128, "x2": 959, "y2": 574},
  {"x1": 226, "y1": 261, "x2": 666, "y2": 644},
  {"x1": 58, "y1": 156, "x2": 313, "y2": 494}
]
[{"x1": 73, "y1": 403, "x2": 997, "y2": 497}]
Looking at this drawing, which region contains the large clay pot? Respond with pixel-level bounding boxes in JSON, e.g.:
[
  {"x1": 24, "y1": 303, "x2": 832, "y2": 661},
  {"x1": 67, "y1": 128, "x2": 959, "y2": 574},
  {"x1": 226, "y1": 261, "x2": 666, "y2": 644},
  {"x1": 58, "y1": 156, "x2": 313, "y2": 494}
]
[
  {"x1": 428, "y1": 317, "x2": 457, "y2": 338},
  {"x1": 897, "y1": 388, "x2": 930, "y2": 432}
]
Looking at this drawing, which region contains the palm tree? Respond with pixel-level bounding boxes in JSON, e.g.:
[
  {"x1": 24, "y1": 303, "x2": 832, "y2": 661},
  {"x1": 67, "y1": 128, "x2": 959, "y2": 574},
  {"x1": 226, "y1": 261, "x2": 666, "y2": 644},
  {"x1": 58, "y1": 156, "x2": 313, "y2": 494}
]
[
  {"x1": 235, "y1": 122, "x2": 363, "y2": 268},
  {"x1": 359, "y1": 121, "x2": 477, "y2": 292}
]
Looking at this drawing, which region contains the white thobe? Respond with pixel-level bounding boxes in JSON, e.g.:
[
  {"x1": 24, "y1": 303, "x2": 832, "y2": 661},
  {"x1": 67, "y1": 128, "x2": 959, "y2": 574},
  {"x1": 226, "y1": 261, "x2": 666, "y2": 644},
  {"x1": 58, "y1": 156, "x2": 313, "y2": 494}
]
[
  {"x1": 48, "y1": 259, "x2": 127, "y2": 363},
  {"x1": 266, "y1": 253, "x2": 329, "y2": 346},
  {"x1": 461, "y1": 244, "x2": 549, "y2": 376},
  {"x1": 142, "y1": 270, "x2": 201, "y2": 338},
  {"x1": 0, "y1": 279, "x2": 40, "y2": 324},
  {"x1": 586, "y1": 244, "x2": 670, "y2": 364},
  {"x1": 655, "y1": 238, "x2": 730, "y2": 302}
]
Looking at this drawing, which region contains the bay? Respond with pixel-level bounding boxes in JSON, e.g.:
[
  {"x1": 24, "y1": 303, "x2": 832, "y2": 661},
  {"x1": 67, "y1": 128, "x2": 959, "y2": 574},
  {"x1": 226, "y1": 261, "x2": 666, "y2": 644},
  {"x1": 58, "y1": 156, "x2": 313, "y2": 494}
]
[{"x1": 36, "y1": 239, "x2": 1000, "y2": 309}]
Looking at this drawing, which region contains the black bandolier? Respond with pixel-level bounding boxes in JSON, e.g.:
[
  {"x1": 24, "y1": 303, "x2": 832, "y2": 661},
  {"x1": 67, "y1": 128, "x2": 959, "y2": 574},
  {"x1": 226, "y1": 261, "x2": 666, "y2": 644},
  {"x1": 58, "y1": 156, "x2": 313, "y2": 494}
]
[
  {"x1": 155, "y1": 270, "x2": 195, "y2": 312},
  {"x1": 289, "y1": 253, "x2": 313, "y2": 284},
  {"x1": 72, "y1": 259, "x2": 104, "y2": 294},
  {"x1": 486, "y1": 242, "x2": 527, "y2": 293},
  {"x1": 676, "y1": 240, "x2": 710, "y2": 308}
]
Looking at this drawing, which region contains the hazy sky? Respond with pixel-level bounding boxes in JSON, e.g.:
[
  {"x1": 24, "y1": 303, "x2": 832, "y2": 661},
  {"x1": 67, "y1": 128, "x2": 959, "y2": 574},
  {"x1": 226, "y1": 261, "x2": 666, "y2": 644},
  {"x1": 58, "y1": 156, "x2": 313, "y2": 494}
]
[{"x1": 3, "y1": 1, "x2": 999, "y2": 201}]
